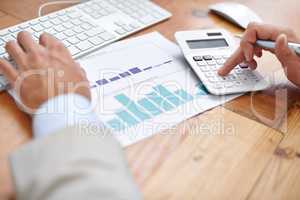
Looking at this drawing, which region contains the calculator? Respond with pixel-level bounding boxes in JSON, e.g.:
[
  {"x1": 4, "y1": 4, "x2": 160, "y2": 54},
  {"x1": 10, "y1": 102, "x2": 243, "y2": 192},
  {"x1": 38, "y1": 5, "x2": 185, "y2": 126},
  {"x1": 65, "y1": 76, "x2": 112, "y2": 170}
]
[{"x1": 175, "y1": 29, "x2": 269, "y2": 95}]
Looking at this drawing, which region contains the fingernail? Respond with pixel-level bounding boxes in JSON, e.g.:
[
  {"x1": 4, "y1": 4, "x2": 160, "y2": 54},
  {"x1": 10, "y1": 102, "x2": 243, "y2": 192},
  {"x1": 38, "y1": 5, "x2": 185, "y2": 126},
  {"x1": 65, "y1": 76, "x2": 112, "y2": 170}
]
[{"x1": 245, "y1": 53, "x2": 251, "y2": 62}]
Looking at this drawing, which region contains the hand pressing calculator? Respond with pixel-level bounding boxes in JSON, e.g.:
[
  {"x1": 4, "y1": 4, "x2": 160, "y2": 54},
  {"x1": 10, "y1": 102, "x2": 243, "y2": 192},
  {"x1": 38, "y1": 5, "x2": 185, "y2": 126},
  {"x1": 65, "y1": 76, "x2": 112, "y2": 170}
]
[{"x1": 175, "y1": 29, "x2": 269, "y2": 95}]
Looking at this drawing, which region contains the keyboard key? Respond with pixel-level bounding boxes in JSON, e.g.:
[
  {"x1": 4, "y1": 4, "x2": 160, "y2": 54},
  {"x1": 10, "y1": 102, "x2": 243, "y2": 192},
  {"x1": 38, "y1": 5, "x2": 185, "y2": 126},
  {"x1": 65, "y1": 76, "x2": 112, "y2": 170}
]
[
  {"x1": 99, "y1": 32, "x2": 115, "y2": 41},
  {"x1": 86, "y1": 29, "x2": 100, "y2": 37},
  {"x1": 81, "y1": 23, "x2": 93, "y2": 30},
  {"x1": 67, "y1": 36, "x2": 80, "y2": 45},
  {"x1": 0, "y1": 47, "x2": 6, "y2": 55},
  {"x1": 41, "y1": 21, "x2": 53, "y2": 29},
  {"x1": 19, "y1": 23, "x2": 30, "y2": 29},
  {"x1": 29, "y1": 20, "x2": 39, "y2": 25},
  {"x1": 55, "y1": 32, "x2": 67, "y2": 40},
  {"x1": 77, "y1": 33, "x2": 88, "y2": 41},
  {"x1": 62, "y1": 40, "x2": 71, "y2": 47},
  {"x1": 73, "y1": 26, "x2": 84, "y2": 34},
  {"x1": 70, "y1": 19, "x2": 82, "y2": 26},
  {"x1": 3, "y1": 35, "x2": 15, "y2": 42},
  {"x1": 45, "y1": 28, "x2": 57, "y2": 35},
  {"x1": 64, "y1": 30, "x2": 75, "y2": 37},
  {"x1": 76, "y1": 41, "x2": 94, "y2": 51},
  {"x1": 115, "y1": 28, "x2": 126, "y2": 35},
  {"x1": 62, "y1": 22, "x2": 74, "y2": 29},
  {"x1": 8, "y1": 26, "x2": 21, "y2": 33},
  {"x1": 68, "y1": 46, "x2": 80, "y2": 55},
  {"x1": 39, "y1": 16, "x2": 49, "y2": 22},
  {"x1": 122, "y1": 25, "x2": 134, "y2": 32},
  {"x1": 89, "y1": 36, "x2": 104, "y2": 45},
  {"x1": 59, "y1": 15, "x2": 70, "y2": 22},
  {"x1": 130, "y1": 22, "x2": 140, "y2": 29},
  {"x1": 54, "y1": 25, "x2": 65, "y2": 33},
  {"x1": 51, "y1": 18, "x2": 62, "y2": 25},
  {"x1": 0, "y1": 30, "x2": 9, "y2": 37},
  {"x1": 139, "y1": 15, "x2": 156, "y2": 24}
]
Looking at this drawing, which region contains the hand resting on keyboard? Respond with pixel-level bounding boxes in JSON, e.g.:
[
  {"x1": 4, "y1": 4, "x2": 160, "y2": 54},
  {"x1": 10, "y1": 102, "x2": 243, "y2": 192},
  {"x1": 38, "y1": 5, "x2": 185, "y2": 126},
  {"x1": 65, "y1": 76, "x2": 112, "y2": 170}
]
[{"x1": 1, "y1": 31, "x2": 91, "y2": 113}]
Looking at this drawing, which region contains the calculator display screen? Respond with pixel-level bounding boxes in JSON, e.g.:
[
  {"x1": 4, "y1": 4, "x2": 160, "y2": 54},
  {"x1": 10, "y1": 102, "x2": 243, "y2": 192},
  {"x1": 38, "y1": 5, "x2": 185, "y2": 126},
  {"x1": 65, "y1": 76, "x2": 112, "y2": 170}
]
[{"x1": 187, "y1": 39, "x2": 228, "y2": 49}]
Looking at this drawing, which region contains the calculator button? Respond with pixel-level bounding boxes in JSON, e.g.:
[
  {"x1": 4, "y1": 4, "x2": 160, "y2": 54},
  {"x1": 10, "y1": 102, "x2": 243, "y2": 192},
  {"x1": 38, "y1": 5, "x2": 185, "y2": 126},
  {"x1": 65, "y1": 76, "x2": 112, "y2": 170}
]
[
  {"x1": 208, "y1": 76, "x2": 218, "y2": 82},
  {"x1": 216, "y1": 59, "x2": 225, "y2": 65},
  {"x1": 212, "y1": 83, "x2": 224, "y2": 89},
  {"x1": 213, "y1": 55, "x2": 223, "y2": 60},
  {"x1": 235, "y1": 81, "x2": 242, "y2": 86},
  {"x1": 197, "y1": 61, "x2": 206, "y2": 66},
  {"x1": 222, "y1": 55, "x2": 230, "y2": 60},
  {"x1": 225, "y1": 82, "x2": 234, "y2": 88},
  {"x1": 193, "y1": 56, "x2": 203, "y2": 61},
  {"x1": 205, "y1": 72, "x2": 214, "y2": 77},
  {"x1": 200, "y1": 66, "x2": 210, "y2": 72},
  {"x1": 206, "y1": 60, "x2": 216, "y2": 65},
  {"x1": 234, "y1": 68, "x2": 243, "y2": 74},
  {"x1": 203, "y1": 55, "x2": 213, "y2": 60},
  {"x1": 210, "y1": 65, "x2": 218, "y2": 71}
]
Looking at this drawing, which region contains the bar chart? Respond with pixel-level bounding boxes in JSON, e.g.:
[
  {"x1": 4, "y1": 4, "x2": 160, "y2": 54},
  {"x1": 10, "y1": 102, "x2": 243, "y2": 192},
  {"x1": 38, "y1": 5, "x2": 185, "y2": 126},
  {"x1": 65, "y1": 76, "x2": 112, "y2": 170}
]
[
  {"x1": 90, "y1": 60, "x2": 173, "y2": 89},
  {"x1": 106, "y1": 83, "x2": 208, "y2": 131}
]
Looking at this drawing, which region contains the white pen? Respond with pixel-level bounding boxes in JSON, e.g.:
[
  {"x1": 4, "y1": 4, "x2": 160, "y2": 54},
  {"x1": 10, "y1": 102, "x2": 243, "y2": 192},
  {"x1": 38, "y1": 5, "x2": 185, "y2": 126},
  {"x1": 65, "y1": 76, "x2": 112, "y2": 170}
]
[{"x1": 235, "y1": 35, "x2": 300, "y2": 56}]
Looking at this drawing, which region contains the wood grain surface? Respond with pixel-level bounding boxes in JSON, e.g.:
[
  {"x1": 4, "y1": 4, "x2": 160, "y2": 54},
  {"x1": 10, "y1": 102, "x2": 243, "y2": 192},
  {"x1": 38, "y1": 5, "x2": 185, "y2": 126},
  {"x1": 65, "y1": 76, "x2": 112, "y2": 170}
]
[{"x1": 0, "y1": 0, "x2": 300, "y2": 200}]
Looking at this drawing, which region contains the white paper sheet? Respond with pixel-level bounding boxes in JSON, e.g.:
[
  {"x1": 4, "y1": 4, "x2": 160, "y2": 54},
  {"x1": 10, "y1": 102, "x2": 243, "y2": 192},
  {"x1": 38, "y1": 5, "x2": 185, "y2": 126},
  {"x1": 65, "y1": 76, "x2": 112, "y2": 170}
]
[{"x1": 79, "y1": 32, "x2": 240, "y2": 146}]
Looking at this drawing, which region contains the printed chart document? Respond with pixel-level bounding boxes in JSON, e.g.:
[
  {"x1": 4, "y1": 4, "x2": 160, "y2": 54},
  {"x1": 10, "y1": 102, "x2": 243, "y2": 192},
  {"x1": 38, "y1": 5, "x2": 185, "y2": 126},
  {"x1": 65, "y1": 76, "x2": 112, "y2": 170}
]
[{"x1": 79, "y1": 32, "x2": 240, "y2": 146}]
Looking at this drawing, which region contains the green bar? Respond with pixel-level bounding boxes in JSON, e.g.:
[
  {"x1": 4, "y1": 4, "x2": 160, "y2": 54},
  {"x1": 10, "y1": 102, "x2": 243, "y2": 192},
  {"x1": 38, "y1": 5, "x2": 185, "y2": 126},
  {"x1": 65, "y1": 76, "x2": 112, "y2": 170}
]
[
  {"x1": 154, "y1": 85, "x2": 184, "y2": 106},
  {"x1": 116, "y1": 110, "x2": 139, "y2": 127},
  {"x1": 115, "y1": 94, "x2": 150, "y2": 121},
  {"x1": 107, "y1": 118, "x2": 126, "y2": 131},
  {"x1": 146, "y1": 92, "x2": 174, "y2": 111},
  {"x1": 196, "y1": 83, "x2": 209, "y2": 96},
  {"x1": 138, "y1": 98, "x2": 162, "y2": 116},
  {"x1": 174, "y1": 89, "x2": 194, "y2": 102}
]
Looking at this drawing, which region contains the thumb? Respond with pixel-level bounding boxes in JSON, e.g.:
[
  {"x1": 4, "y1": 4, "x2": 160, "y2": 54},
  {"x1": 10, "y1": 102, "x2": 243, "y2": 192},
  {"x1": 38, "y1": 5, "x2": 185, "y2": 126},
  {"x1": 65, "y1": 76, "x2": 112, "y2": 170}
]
[{"x1": 275, "y1": 34, "x2": 295, "y2": 66}]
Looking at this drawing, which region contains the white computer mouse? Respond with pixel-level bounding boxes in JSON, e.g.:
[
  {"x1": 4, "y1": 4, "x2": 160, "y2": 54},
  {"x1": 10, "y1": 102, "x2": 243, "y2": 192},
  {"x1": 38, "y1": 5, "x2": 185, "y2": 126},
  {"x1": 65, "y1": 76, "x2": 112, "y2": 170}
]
[{"x1": 209, "y1": 2, "x2": 262, "y2": 29}]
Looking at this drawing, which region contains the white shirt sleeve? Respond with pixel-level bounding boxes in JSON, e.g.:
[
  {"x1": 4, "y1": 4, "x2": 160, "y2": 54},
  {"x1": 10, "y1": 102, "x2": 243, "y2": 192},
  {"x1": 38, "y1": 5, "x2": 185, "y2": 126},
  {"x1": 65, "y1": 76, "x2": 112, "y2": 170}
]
[{"x1": 33, "y1": 94, "x2": 104, "y2": 138}]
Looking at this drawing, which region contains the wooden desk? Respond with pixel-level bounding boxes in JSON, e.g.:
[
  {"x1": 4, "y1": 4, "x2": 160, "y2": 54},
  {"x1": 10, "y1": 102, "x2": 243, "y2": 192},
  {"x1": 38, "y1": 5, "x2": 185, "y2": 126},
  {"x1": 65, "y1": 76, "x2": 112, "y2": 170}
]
[{"x1": 0, "y1": 0, "x2": 300, "y2": 199}]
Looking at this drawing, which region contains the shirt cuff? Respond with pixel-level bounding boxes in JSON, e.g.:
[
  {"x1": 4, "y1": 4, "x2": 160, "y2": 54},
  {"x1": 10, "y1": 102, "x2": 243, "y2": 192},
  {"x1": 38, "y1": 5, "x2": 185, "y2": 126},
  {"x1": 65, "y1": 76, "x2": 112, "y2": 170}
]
[{"x1": 33, "y1": 94, "x2": 102, "y2": 138}]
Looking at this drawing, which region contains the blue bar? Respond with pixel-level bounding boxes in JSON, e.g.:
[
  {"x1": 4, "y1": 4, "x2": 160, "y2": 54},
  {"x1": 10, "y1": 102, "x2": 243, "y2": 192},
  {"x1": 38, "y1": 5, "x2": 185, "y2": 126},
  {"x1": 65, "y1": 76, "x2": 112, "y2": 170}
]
[
  {"x1": 90, "y1": 85, "x2": 97, "y2": 89},
  {"x1": 107, "y1": 118, "x2": 126, "y2": 131},
  {"x1": 129, "y1": 67, "x2": 142, "y2": 74},
  {"x1": 115, "y1": 94, "x2": 150, "y2": 121},
  {"x1": 154, "y1": 85, "x2": 184, "y2": 106},
  {"x1": 196, "y1": 83, "x2": 208, "y2": 96},
  {"x1": 110, "y1": 76, "x2": 120, "y2": 82},
  {"x1": 96, "y1": 79, "x2": 109, "y2": 86},
  {"x1": 119, "y1": 72, "x2": 131, "y2": 78},
  {"x1": 175, "y1": 89, "x2": 194, "y2": 102},
  {"x1": 146, "y1": 92, "x2": 174, "y2": 111},
  {"x1": 116, "y1": 110, "x2": 139, "y2": 127},
  {"x1": 138, "y1": 98, "x2": 162, "y2": 116}
]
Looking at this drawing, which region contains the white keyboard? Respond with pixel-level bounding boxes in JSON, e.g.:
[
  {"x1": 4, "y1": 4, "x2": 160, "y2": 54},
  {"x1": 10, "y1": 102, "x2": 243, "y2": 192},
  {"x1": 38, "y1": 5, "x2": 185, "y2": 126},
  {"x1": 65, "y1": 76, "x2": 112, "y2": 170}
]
[{"x1": 0, "y1": 0, "x2": 172, "y2": 91}]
